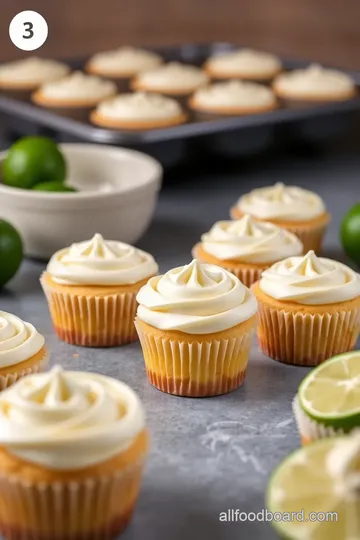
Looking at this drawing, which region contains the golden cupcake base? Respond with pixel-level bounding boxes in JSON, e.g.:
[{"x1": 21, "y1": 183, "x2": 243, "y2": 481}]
[
  {"x1": 90, "y1": 110, "x2": 188, "y2": 130},
  {"x1": 32, "y1": 90, "x2": 116, "y2": 109},
  {"x1": 0, "y1": 346, "x2": 49, "y2": 390},
  {"x1": 188, "y1": 95, "x2": 278, "y2": 116}
]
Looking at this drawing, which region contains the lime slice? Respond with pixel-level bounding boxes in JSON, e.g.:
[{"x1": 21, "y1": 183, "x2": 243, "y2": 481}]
[
  {"x1": 267, "y1": 436, "x2": 360, "y2": 539},
  {"x1": 299, "y1": 351, "x2": 360, "y2": 430}
]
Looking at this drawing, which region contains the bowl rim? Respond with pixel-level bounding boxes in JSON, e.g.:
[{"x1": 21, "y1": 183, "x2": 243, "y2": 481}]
[{"x1": 0, "y1": 143, "x2": 163, "y2": 200}]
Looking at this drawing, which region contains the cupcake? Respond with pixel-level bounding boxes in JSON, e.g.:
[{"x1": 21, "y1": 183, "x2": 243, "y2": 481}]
[
  {"x1": 192, "y1": 215, "x2": 303, "y2": 287},
  {"x1": 188, "y1": 80, "x2": 277, "y2": 115},
  {"x1": 86, "y1": 46, "x2": 163, "y2": 79},
  {"x1": 90, "y1": 92, "x2": 187, "y2": 130},
  {"x1": 131, "y1": 62, "x2": 209, "y2": 96},
  {"x1": 273, "y1": 64, "x2": 356, "y2": 102},
  {"x1": 0, "y1": 311, "x2": 48, "y2": 389},
  {"x1": 32, "y1": 71, "x2": 117, "y2": 108},
  {"x1": 231, "y1": 182, "x2": 330, "y2": 253},
  {"x1": 40, "y1": 233, "x2": 158, "y2": 347},
  {"x1": 253, "y1": 250, "x2": 360, "y2": 366},
  {"x1": 0, "y1": 57, "x2": 69, "y2": 91},
  {"x1": 135, "y1": 259, "x2": 258, "y2": 397},
  {"x1": 204, "y1": 48, "x2": 282, "y2": 81},
  {"x1": 0, "y1": 365, "x2": 148, "y2": 539}
]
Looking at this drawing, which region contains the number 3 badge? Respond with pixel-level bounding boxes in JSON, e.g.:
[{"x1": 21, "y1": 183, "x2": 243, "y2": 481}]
[{"x1": 9, "y1": 11, "x2": 48, "y2": 51}]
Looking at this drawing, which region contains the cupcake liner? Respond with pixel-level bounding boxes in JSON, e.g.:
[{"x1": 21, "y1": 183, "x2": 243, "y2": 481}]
[
  {"x1": 0, "y1": 455, "x2": 146, "y2": 540},
  {"x1": 282, "y1": 222, "x2": 329, "y2": 254},
  {"x1": 41, "y1": 278, "x2": 138, "y2": 347},
  {"x1": 0, "y1": 352, "x2": 49, "y2": 391},
  {"x1": 135, "y1": 319, "x2": 255, "y2": 397},
  {"x1": 256, "y1": 300, "x2": 360, "y2": 366}
]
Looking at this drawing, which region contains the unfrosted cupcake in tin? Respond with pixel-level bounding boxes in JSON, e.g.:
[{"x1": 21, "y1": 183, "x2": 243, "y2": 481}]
[
  {"x1": 0, "y1": 311, "x2": 48, "y2": 389},
  {"x1": 40, "y1": 233, "x2": 158, "y2": 347},
  {"x1": 0, "y1": 57, "x2": 69, "y2": 91},
  {"x1": 253, "y1": 250, "x2": 360, "y2": 366},
  {"x1": 273, "y1": 64, "x2": 356, "y2": 102},
  {"x1": 204, "y1": 48, "x2": 282, "y2": 81},
  {"x1": 0, "y1": 365, "x2": 149, "y2": 540},
  {"x1": 231, "y1": 182, "x2": 330, "y2": 253},
  {"x1": 188, "y1": 80, "x2": 277, "y2": 115},
  {"x1": 135, "y1": 259, "x2": 258, "y2": 397},
  {"x1": 131, "y1": 62, "x2": 209, "y2": 96},
  {"x1": 86, "y1": 46, "x2": 163, "y2": 79},
  {"x1": 91, "y1": 92, "x2": 187, "y2": 129},
  {"x1": 32, "y1": 71, "x2": 117, "y2": 108},
  {"x1": 192, "y1": 215, "x2": 303, "y2": 287}
]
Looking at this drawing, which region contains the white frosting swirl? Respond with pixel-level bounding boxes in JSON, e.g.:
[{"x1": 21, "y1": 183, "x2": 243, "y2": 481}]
[
  {"x1": 88, "y1": 46, "x2": 162, "y2": 75},
  {"x1": 96, "y1": 92, "x2": 183, "y2": 121},
  {"x1": 201, "y1": 216, "x2": 303, "y2": 263},
  {"x1": 135, "y1": 62, "x2": 209, "y2": 92},
  {"x1": 236, "y1": 182, "x2": 326, "y2": 222},
  {"x1": 47, "y1": 233, "x2": 158, "y2": 286},
  {"x1": 260, "y1": 250, "x2": 360, "y2": 305},
  {"x1": 38, "y1": 71, "x2": 116, "y2": 101},
  {"x1": 274, "y1": 64, "x2": 355, "y2": 99},
  {"x1": 0, "y1": 312, "x2": 45, "y2": 369},
  {"x1": 0, "y1": 57, "x2": 69, "y2": 85},
  {"x1": 0, "y1": 366, "x2": 145, "y2": 470},
  {"x1": 192, "y1": 80, "x2": 276, "y2": 110},
  {"x1": 206, "y1": 49, "x2": 281, "y2": 78},
  {"x1": 137, "y1": 259, "x2": 257, "y2": 334}
]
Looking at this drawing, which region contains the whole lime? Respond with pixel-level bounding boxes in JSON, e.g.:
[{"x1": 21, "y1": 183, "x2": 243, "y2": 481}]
[
  {"x1": 2, "y1": 136, "x2": 66, "y2": 189},
  {"x1": 33, "y1": 181, "x2": 77, "y2": 193},
  {"x1": 0, "y1": 220, "x2": 23, "y2": 287},
  {"x1": 341, "y1": 203, "x2": 360, "y2": 266}
]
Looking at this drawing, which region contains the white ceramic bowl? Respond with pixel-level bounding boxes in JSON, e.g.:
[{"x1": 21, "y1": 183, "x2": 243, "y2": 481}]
[{"x1": 0, "y1": 143, "x2": 162, "y2": 259}]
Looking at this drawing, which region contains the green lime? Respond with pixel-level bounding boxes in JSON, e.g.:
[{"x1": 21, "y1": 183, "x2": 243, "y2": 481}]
[
  {"x1": 33, "y1": 181, "x2": 77, "y2": 193},
  {"x1": 341, "y1": 203, "x2": 360, "y2": 266},
  {"x1": 0, "y1": 220, "x2": 23, "y2": 287},
  {"x1": 299, "y1": 351, "x2": 360, "y2": 431},
  {"x1": 267, "y1": 435, "x2": 360, "y2": 539},
  {"x1": 2, "y1": 136, "x2": 66, "y2": 189}
]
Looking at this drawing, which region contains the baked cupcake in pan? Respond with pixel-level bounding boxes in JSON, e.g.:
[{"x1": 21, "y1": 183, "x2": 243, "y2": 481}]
[
  {"x1": 231, "y1": 182, "x2": 330, "y2": 253},
  {"x1": 0, "y1": 57, "x2": 69, "y2": 91},
  {"x1": 131, "y1": 62, "x2": 209, "y2": 96},
  {"x1": 273, "y1": 64, "x2": 356, "y2": 102},
  {"x1": 90, "y1": 92, "x2": 187, "y2": 130},
  {"x1": 188, "y1": 80, "x2": 277, "y2": 115},
  {"x1": 204, "y1": 48, "x2": 282, "y2": 81},
  {"x1": 32, "y1": 71, "x2": 117, "y2": 108},
  {"x1": 86, "y1": 46, "x2": 163, "y2": 79}
]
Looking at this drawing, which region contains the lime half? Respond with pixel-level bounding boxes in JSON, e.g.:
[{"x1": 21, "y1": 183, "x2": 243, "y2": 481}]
[
  {"x1": 267, "y1": 436, "x2": 360, "y2": 539},
  {"x1": 299, "y1": 351, "x2": 360, "y2": 431}
]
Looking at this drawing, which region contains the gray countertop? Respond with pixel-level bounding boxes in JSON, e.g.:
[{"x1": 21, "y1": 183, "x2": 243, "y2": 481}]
[{"x1": 1, "y1": 149, "x2": 359, "y2": 540}]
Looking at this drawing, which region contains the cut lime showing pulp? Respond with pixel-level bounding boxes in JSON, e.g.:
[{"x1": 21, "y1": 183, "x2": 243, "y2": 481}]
[
  {"x1": 299, "y1": 351, "x2": 360, "y2": 430},
  {"x1": 267, "y1": 436, "x2": 360, "y2": 540}
]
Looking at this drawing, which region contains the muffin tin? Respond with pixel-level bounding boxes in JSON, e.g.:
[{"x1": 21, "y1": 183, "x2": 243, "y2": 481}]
[{"x1": 1, "y1": 42, "x2": 360, "y2": 157}]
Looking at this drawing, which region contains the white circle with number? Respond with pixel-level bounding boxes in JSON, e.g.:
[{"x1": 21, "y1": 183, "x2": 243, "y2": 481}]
[{"x1": 9, "y1": 11, "x2": 48, "y2": 52}]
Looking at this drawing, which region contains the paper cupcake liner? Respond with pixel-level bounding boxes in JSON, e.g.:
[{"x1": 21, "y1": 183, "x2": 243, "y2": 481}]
[
  {"x1": 0, "y1": 456, "x2": 146, "y2": 540},
  {"x1": 135, "y1": 319, "x2": 255, "y2": 397},
  {"x1": 0, "y1": 352, "x2": 49, "y2": 391},
  {"x1": 283, "y1": 222, "x2": 329, "y2": 254},
  {"x1": 256, "y1": 300, "x2": 360, "y2": 366},
  {"x1": 41, "y1": 279, "x2": 138, "y2": 347}
]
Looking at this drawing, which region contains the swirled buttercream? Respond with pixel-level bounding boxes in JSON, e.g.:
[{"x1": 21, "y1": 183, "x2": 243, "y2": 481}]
[
  {"x1": 0, "y1": 57, "x2": 69, "y2": 85},
  {"x1": 191, "y1": 80, "x2": 276, "y2": 109},
  {"x1": 88, "y1": 46, "x2": 162, "y2": 75},
  {"x1": 201, "y1": 216, "x2": 303, "y2": 263},
  {"x1": 0, "y1": 366, "x2": 145, "y2": 469},
  {"x1": 135, "y1": 62, "x2": 209, "y2": 92},
  {"x1": 0, "y1": 312, "x2": 45, "y2": 369},
  {"x1": 136, "y1": 259, "x2": 257, "y2": 334},
  {"x1": 236, "y1": 182, "x2": 326, "y2": 222},
  {"x1": 96, "y1": 92, "x2": 183, "y2": 121},
  {"x1": 206, "y1": 48, "x2": 281, "y2": 78},
  {"x1": 38, "y1": 71, "x2": 116, "y2": 101},
  {"x1": 259, "y1": 250, "x2": 360, "y2": 305},
  {"x1": 46, "y1": 233, "x2": 158, "y2": 286}
]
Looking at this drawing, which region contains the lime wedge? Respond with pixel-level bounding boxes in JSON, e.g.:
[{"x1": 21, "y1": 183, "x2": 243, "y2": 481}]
[
  {"x1": 267, "y1": 436, "x2": 360, "y2": 539},
  {"x1": 299, "y1": 351, "x2": 360, "y2": 431}
]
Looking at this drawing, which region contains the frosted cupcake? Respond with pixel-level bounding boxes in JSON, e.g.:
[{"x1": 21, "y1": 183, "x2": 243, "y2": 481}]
[
  {"x1": 91, "y1": 92, "x2": 187, "y2": 130},
  {"x1": 0, "y1": 311, "x2": 48, "y2": 389},
  {"x1": 204, "y1": 48, "x2": 282, "y2": 81},
  {"x1": 131, "y1": 62, "x2": 209, "y2": 96},
  {"x1": 0, "y1": 366, "x2": 148, "y2": 539},
  {"x1": 253, "y1": 250, "x2": 360, "y2": 366},
  {"x1": 189, "y1": 80, "x2": 277, "y2": 115},
  {"x1": 273, "y1": 64, "x2": 356, "y2": 102},
  {"x1": 192, "y1": 215, "x2": 303, "y2": 287},
  {"x1": 231, "y1": 182, "x2": 330, "y2": 253},
  {"x1": 40, "y1": 233, "x2": 158, "y2": 347},
  {"x1": 135, "y1": 259, "x2": 258, "y2": 397},
  {"x1": 0, "y1": 57, "x2": 69, "y2": 91},
  {"x1": 86, "y1": 46, "x2": 163, "y2": 79},
  {"x1": 32, "y1": 71, "x2": 117, "y2": 108}
]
